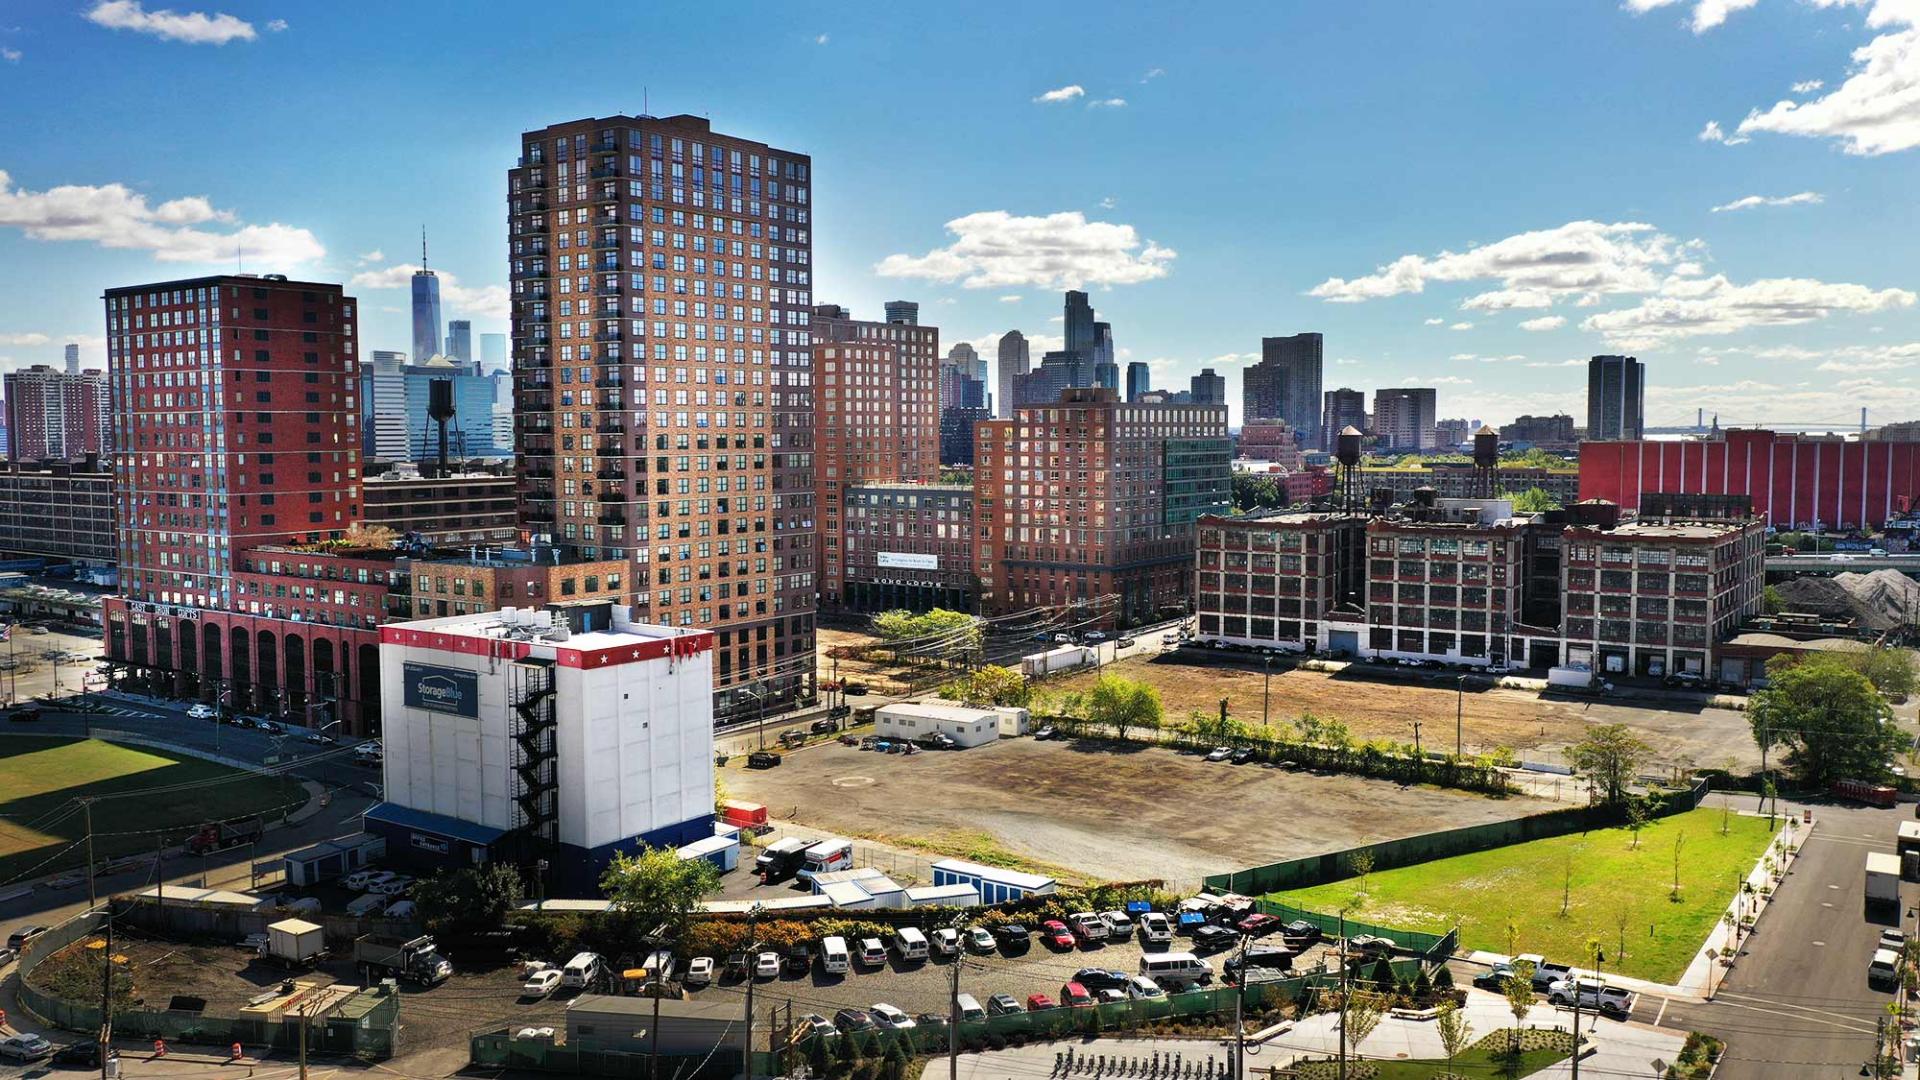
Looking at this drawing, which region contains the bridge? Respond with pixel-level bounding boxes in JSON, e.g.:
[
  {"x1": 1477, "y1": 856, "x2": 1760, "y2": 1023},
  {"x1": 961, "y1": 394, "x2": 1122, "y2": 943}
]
[{"x1": 1766, "y1": 553, "x2": 1920, "y2": 580}]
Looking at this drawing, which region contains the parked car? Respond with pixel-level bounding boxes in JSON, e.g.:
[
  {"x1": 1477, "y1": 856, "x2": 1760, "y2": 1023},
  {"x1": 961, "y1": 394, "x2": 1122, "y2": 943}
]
[
  {"x1": 753, "y1": 951, "x2": 780, "y2": 979},
  {"x1": 1100, "y1": 910, "x2": 1133, "y2": 935},
  {"x1": 303, "y1": 731, "x2": 334, "y2": 745},
  {"x1": 986, "y1": 993, "x2": 1022, "y2": 1017},
  {"x1": 1083, "y1": 631, "x2": 1108, "y2": 643},
  {"x1": 1881, "y1": 928, "x2": 1908, "y2": 953},
  {"x1": 857, "y1": 938, "x2": 887, "y2": 968},
  {"x1": 1473, "y1": 962, "x2": 1519, "y2": 990},
  {"x1": 341, "y1": 867, "x2": 382, "y2": 891},
  {"x1": 1032, "y1": 725, "x2": 1057, "y2": 741},
  {"x1": 685, "y1": 956, "x2": 714, "y2": 987},
  {"x1": 811, "y1": 717, "x2": 839, "y2": 734},
  {"x1": 1072, "y1": 967, "x2": 1131, "y2": 992},
  {"x1": 870, "y1": 1003, "x2": 916, "y2": 1030},
  {"x1": 521, "y1": 969, "x2": 563, "y2": 998},
  {"x1": 833, "y1": 1009, "x2": 877, "y2": 1034},
  {"x1": 843, "y1": 683, "x2": 870, "y2": 696},
  {"x1": 1117, "y1": 637, "x2": 1137, "y2": 648},
  {"x1": 1138, "y1": 912, "x2": 1173, "y2": 945},
  {"x1": 798, "y1": 1014, "x2": 837, "y2": 1040},
  {"x1": 914, "y1": 1012, "x2": 950, "y2": 1030},
  {"x1": 1517, "y1": 954, "x2": 1570, "y2": 991},
  {"x1": 747, "y1": 751, "x2": 782, "y2": 769},
  {"x1": 993, "y1": 924, "x2": 1031, "y2": 952},
  {"x1": 1548, "y1": 980, "x2": 1633, "y2": 1019},
  {"x1": 783, "y1": 944, "x2": 813, "y2": 974},
  {"x1": 1125, "y1": 975, "x2": 1165, "y2": 1000},
  {"x1": 50, "y1": 1042, "x2": 117, "y2": 1069},
  {"x1": 187, "y1": 703, "x2": 215, "y2": 719},
  {"x1": 725, "y1": 952, "x2": 750, "y2": 981},
  {"x1": 6, "y1": 925, "x2": 48, "y2": 951},
  {"x1": 369, "y1": 875, "x2": 414, "y2": 897},
  {"x1": 1349, "y1": 934, "x2": 1397, "y2": 957},
  {"x1": 0, "y1": 1035, "x2": 52, "y2": 1062},
  {"x1": 1205, "y1": 746, "x2": 1233, "y2": 762},
  {"x1": 1069, "y1": 912, "x2": 1109, "y2": 943},
  {"x1": 931, "y1": 928, "x2": 960, "y2": 956},
  {"x1": 1059, "y1": 981, "x2": 1094, "y2": 1008},
  {"x1": 1040, "y1": 920, "x2": 1077, "y2": 950},
  {"x1": 1870, "y1": 949, "x2": 1902, "y2": 990},
  {"x1": 1281, "y1": 920, "x2": 1321, "y2": 942},
  {"x1": 1236, "y1": 913, "x2": 1281, "y2": 938},
  {"x1": 1191, "y1": 924, "x2": 1239, "y2": 951},
  {"x1": 966, "y1": 927, "x2": 996, "y2": 953},
  {"x1": 1230, "y1": 746, "x2": 1257, "y2": 765},
  {"x1": 1025, "y1": 993, "x2": 1057, "y2": 1012}
]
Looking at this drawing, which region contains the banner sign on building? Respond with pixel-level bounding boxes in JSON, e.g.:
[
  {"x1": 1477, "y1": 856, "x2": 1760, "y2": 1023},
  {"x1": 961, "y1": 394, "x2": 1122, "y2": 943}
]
[
  {"x1": 878, "y1": 551, "x2": 938, "y2": 571},
  {"x1": 403, "y1": 662, "x2": 480, "y2": 718}
]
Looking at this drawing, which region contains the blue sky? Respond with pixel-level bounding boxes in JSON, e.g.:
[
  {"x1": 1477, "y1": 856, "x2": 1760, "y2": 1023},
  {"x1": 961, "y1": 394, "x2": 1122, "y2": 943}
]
[{"x1": 2, "y1": 0, "x2": 1917, "y2": 429}]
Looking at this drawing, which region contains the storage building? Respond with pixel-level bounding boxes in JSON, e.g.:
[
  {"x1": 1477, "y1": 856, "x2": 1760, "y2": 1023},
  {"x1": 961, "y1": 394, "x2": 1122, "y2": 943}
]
[
  {"x1": 930, "y1": 859, "x2": 1057, "y2": 903},
  {"x1": 874, "y1": 702, "x2": 1002, "y2": 749}
]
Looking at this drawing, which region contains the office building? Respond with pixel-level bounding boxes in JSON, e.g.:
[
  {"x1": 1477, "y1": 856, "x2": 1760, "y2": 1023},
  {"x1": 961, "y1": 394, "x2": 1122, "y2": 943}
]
[
  {"x1": 829, "y1": 482, "x2": 976, "y2": 613},
  {"x1": 371, "y1": 605, "x2": 714, "y2": 888},
  {"x1": 358, "y1": 355, "x2": 509, "y2": 462},
  {"x1": 884, "y1": 300, "x2": 920, "y2": 326},
  {"x1": 1503, "y1": 413, "x2": 1577, "y2": 447},
  {"x1": 1190, "y1": 368, "x2": 1226, "y2": 406},
  {"x1": 974, "y1": 387, "x2": 1230, "y2": 626},
  {"x1": 812, "y1": 303, "x2": 941, "y2": 617},
  {"x1": 1321, "y1": 388, "x2": 1366, "y2": 451},
  {"x1": 101, "y1": 274, "x2": 375, "y2": 728},
  {"x1": 0, "y1": 460, "x2": 116, "y2": 564},
  {"x1": 410, "y1": 256, "x2": 442, "y2": 365},
  {"x1": 509, "y1": 114, "x2": 817, "y2": 714},
  {"x1": 444, "y1": 319, "x2": 472, "y2": 363},
  {"x1": 996, "y1": 330, "x2": 1030, "y2": 419},
  {"x1": 1244, "y1": 333, "x2": 1323, "y2": 447},
  {"x1": 940, "y1": 343, "x2": 980, "y2": 412},
  {"x1": 1372, "y1": 387, "x2": 1438, "y2": 451},
  {"x1": 1578, "y1": 428, "x2": 1920, "y2": 530},
  {"x1": 1587, "y1": 355, "x2": 1644, "y2": 441},
  {"x1": 64, "y1": 342, "x2": 80, "y2": 375},
  {"x1": 3, "y1": 364, "x2": 109, "y2": 461},
  {"x1": 1237, "y1": 420, "x2": 1303, "y2": 468},
  {"x1": 1064, "y1": 290, "x2": 1096, "y2": 356},
  {"x1": 940, "y1": 404, "x2": 992, "y2": 466},
  {"x1": 1093, "y1": 359, "x2": 1119, "y2": 392},
  {"x1": 479, "y1": 332, "x2": 508, "y2": 369},
  {"x1": 1126, "y1": 361, "x2": 1151, "y2": 402},
  {"x1": 1194, "y1": 511, "x2": 1368, "y2": 651},
  {"x1": 1435, "y1": 418, "x2": 1472, "y2": 449}
]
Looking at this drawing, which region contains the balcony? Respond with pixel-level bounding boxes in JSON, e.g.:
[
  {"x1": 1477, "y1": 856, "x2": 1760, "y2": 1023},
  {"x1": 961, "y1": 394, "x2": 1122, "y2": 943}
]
[
  {"x1": 522, "y1": 466, "x2": 552, "y2": 480},
  {"x1": 596, "y1": 375, "x2": 624, "y2": 388},
  {"x1": 591, "y1": 164, "x2": 622, "y2": 179},
  {"x1": 597, "y1": 419, "x2": 626, "y2": 434},
  {"x1": 524, "y1": 511, "x2": 555, "y2": 525},
  {"x1": 598, "y1": 511, "x2": 627, "y2": 526},
  {"x1": 595, "y1": 329, "x2": 625, "y2": 342},
  {"x1": 593, "y1": 236, "x2": 621, "y2": 250},
  {"x1": 595, "y1": 281, "x2": 625, "y2": 296},
  {"x1": 596, "y1": 443, "x2": 625, "y2": 457},
  {"x1": 522, "y1": 220, "x2": 548, "y2": 234},
  {"x1": 598, "y1": 490, "x2": 626, "y2": 503},
  {"x1": 596, "y1": 467, "x2": 626, "y2": 481}
]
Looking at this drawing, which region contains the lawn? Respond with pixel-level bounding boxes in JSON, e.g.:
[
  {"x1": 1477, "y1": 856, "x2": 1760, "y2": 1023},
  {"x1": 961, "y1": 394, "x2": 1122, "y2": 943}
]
[
  {"x1": 1272, "y1": 806, "x2": 1779, "y2": 982},
  {"x1": 0, "y1": 735, "x2": 309, "y2": 885}
]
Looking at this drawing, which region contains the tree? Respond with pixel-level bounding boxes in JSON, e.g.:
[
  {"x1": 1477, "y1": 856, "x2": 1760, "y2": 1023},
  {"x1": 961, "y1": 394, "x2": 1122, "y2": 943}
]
[
  {"x1": 1625, "y1": 793, "x2": 1652, "y2": 848},
  {"x1": 1762, "y1": 584, "x2": 1786, "y2": 615},
  {"x1": 411, "y1": 863, "x2": 525, "y2": 932},
  {"x1": 1672, "y1": 832, "x2": 1687, "y2": 902},
  {"x1": 871, "y1": 608, "x2": 981, "y2": 657},
  {"x1": 1232, "y1": 472, "x2": 1283, "y2": 512},
  {"x1": 1502, "y1": 960, "x2": 1536, "y2": 1057},
  {"x1": 1750, "y1": 654, "x2": 1899, "y2": 787},
  {"x1": 1435, "y1": 1001, "x2": 1473, "y2": 1073},
  {"x1": 1509, "y1": 486, "x2": 1561, "y2": 513},
  {"x1": 599, "y1": 844, "x2": 721, "y2": 941},
  {"x1": 1849, "y1": 647, "x2": 1918, "y2": 701},
  {"x1": 939, "y1": 664, "x2": 1030, "y2": 708},
  {"x1": 1567, "y1": 723, "x2": 1651, "y2": 804},
  {"x1": 1345, "y1": 848, "x2": 1376, "y2": 894},
  {"x1": 1085, "y1": 674, "x2": 1163, "y2": 740},
  {"x1": 1340, "y1": 989, "x2": 1386, "y2": 1061},
  {"x1": 1293, "y1": 711, "x2": 1352, "y2": 750}
]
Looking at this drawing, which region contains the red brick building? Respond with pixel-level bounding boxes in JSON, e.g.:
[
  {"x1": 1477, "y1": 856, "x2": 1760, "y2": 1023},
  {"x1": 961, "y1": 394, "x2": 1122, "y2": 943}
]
[
  {"x1": 3, "y1": 364, "x2": 109, "y2": 462},
  {"x1": 1560, "y1": 517, "x2": 1766, "y2": 680},
  {"x1": 1579, "y1": 429, "x2": 1920, "y2": 531}
]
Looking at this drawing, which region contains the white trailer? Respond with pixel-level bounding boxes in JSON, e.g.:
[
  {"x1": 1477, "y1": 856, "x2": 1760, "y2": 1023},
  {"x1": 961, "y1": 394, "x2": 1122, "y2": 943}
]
[
  {"x1": 1547, "y1": 665, "x2": 1593, "y2": 689},
  {"x1": 1021, "y1": 646, "x2": 1095, "y2": 678},
  {"x1": 1867, "y1": 852, "x2": 1902, "y2": 911},
  {"x1": 676, "y1": 834, "x2": 740, "y2": 873},
  {"x1": 874, "y1": 703, "x2": 1002, "y2": 749}
]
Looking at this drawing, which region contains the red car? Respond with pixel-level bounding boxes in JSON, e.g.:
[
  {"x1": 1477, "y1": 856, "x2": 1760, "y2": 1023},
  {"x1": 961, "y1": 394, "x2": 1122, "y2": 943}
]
[
  {"x1": 1237, "y1": 913, "x2": 1281, "y2": 937},
  {"x1": 1059, "y1": 981, "x2": 1093, "y2": 1008},
  {"x1": 1026, "y1": 993, "x2": 1057, "y2": 1012},
  {"x1": 1041, "y1": 920, "x2": 1077, "y2": 950}
]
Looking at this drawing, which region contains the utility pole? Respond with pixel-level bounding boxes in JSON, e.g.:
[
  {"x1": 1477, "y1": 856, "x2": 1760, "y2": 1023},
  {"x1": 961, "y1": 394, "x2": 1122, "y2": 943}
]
[
  {"x1": 1231, "y1": 933, "x2": 1250, "y2": 1080},
  {"x1": 81, "y1": 797, "x2": 97, "y2": 909},
  {"x1": 650, "y1": 980, "x2": 662, "y2": 1080},
  {"x1": 297, "y1": 998, "x2": 309, "y2": 1080},
  {"x1": 154, "y1": 835, "x2": 164, "y2": 909},
  {"x1": 744, "y1": 904, "x2": 762, "y2": 1080},
  {"x1": 1454, "y1": 676, "x2": 1465, "y2": 759},
  {"x1": 1569, "y1": 969, "x2": 1580, "y2": 1080},
  {"x1": 1337, "y1": 912, "x2": 1348, "y2": 1080},
  {"x1": 1262, "y1": 655, "x2": 1272, "y2": 727},
  {"x1": 1411, "y1": 720, "x2": 1422, "y2": 772},
  {"x1": 98, "y1": 915, "x2": 113, "y2": 1080},
  {"x1": 948, "y1": 915, "x2": 965, "y2": 1080}
]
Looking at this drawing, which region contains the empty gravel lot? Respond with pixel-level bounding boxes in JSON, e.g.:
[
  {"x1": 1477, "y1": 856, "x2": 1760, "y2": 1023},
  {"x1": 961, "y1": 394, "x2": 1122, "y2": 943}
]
[{"x1": 727, "y1": 736, "x2": 1551, "y2": 887}]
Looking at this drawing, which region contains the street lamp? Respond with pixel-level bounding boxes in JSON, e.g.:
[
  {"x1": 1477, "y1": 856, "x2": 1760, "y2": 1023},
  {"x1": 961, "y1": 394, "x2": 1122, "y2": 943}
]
[
  {"x1": 1262, "y1": 653, "x2": 1273, "y2": 727},
  {"x1": 1455, "y1": 675, "x2": 1467, "y2": 759}
]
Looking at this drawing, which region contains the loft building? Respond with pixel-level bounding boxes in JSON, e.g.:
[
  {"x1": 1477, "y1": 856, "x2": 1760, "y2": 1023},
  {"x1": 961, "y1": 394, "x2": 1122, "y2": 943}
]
[
  {"x1": 829, "y1": 482, "x2": 976, "y2": 613},
  {"x1": 508, "y1": 114, "x2": 817, "y2": 717},
  {"x1": 0, "y1": 460, "x2": 116, "y2": 565}
]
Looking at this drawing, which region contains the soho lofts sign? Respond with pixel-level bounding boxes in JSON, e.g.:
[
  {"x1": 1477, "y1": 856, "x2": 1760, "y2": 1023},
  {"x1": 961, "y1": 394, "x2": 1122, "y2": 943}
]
[{"x1": 403, "y1": 662, "x2": 480, "y2": 718}]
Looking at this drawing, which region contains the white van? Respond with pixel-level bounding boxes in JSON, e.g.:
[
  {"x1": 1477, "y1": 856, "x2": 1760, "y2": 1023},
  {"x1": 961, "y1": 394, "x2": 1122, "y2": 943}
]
[
  {"x1": 1139, "y1": 951, "x2": 1211, "y2": 988},
  {"x1": 955, "y1": 993, "x2": 987, "y2": 1023},
  {"x1": 819, "y1": 935, "x2": 850, "y2": 975},
  {"x1": 561, "y1": 951, "x2": 603, "y2": 989},
  {"x1": 892, "y1": 926, "x2": 929, "y2": 962},
  {"x1": 346, "y1": 893, "x2": 388, "y2": 917}
]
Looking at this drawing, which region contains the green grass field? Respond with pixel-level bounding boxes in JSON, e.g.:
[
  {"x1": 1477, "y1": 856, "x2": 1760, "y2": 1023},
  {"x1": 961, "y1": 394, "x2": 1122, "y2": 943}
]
[
  {"x1": 1273, "y1": 806, "x2": 1778, "y2": 982},
  {"x1": 0, "y1": 735, "x2": 309, "y2": 886}
]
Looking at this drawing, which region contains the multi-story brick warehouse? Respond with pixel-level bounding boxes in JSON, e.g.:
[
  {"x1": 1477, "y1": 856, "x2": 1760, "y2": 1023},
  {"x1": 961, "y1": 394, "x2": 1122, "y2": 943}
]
[
  {"x1": 509, "y1": 115, "x2": 817, "y2": 715},
  {"x1": 0, "y1": 460, "x2": 116, "y2": 564},
  {"x1": 1194, "y1": 511, "x2": 1366, "y2": 647},
  {"x1": 811, "y1": 302, "x2": 941, "y2": 603},
  {"x1": 1579, "y1": 428, "x2": 1920, "y2": 530},
  {"x1": 361, "y1": 470, "x2": 520, "y2": 545},
  {"x1": 101, "y1": 274, "x2": 374, "y2": 726},
  {"x1": 974, "y1": 387, "x2": 1230, "y2": 627},
  {"x1": 828, "y1": 483, "x2": 976, "y2": 613}
]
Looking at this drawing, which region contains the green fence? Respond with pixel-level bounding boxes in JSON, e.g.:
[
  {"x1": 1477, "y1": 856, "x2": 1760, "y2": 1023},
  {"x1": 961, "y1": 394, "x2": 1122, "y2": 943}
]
[
  {"x1": 1205, "y1": 777, "x2": 1709, "y2": 895},
  {"x1": 470, "y1": 1033, "x2": 763, "y2": 1080},
  {"x1": 1249, "y1": 899, "x2": 1457, "y2": 966}
]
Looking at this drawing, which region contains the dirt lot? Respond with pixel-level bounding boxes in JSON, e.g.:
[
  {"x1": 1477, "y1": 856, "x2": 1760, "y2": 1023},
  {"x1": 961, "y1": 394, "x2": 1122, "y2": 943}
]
[
  {"x1": 1048, "y1": 651, "x2": 1762, "y2": 772},
  {"x1": 675, "y1": 925, "x2": 1343, "y2": 1033},
  {"x1": 726, "y1": 737, "x2": 1550, "y2": 888}
]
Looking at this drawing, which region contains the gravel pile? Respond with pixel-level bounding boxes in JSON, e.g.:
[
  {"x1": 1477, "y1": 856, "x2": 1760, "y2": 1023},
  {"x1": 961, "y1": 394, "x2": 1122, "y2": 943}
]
[{"x1": 1777, "y1": 570, "x2": 1920, "y2": 631}]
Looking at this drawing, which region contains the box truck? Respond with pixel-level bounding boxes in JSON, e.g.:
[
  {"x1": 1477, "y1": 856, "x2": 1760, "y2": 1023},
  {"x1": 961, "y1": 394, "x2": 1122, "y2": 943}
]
[{"x1": 1867, "y1": 852, "x2": 1902, "y2": 912}]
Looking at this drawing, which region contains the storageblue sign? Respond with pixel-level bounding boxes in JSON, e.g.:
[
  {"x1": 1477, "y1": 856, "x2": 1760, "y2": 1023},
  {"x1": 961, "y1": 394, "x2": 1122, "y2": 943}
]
[{"x1": 403, "y1": 662, "x2": 479, "y2": 718}]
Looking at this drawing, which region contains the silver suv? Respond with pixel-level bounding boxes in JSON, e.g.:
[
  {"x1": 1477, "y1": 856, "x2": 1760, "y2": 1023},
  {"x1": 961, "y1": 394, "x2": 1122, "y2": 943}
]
[{"x1": 1546, "y1": 979, "x2": 1632, "y2": 1019}]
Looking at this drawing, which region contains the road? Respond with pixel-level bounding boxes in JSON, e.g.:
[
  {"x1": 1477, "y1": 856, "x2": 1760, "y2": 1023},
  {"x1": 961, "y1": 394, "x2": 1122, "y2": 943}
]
[{"x1": 1656, "y1": 792, "x2": 1910, "y2": 1079}]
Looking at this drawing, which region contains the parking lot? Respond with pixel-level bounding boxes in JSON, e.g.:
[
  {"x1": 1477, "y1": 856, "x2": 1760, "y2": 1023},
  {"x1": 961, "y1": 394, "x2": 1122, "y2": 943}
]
[{"x1": 727, "y1": 735, "x2": 1552, "y2": 887}]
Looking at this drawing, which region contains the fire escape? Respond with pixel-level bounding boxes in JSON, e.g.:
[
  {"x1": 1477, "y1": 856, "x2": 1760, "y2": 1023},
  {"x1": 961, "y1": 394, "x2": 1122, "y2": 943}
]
[{"x1": 508, "y1": 657, "x2": 558, "y2": 852}]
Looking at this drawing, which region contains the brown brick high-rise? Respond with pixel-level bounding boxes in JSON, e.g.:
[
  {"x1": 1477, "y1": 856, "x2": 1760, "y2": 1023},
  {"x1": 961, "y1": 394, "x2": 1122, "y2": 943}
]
[{"x1": 509, "y1": 115, "x2": 816, "y2": 716}]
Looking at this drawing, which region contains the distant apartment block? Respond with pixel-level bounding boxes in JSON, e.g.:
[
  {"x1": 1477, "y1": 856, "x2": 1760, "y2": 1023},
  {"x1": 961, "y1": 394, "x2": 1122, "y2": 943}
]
[{"x1": 4, "y1": 364, "x2": 108, "y2": 461}]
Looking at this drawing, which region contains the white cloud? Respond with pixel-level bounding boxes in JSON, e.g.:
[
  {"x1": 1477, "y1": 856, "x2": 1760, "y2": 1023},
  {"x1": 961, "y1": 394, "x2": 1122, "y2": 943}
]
[
  {"x1": 1088, "y1": 97, "x2": 1127, "y2": 109},
  {"x1": 1519, "y1": 315, "x2": 1568, "y2": 331},
  {"x1": 1140, "y1": 67, "x2": 1165, "y2": 82},
  {"x1": 84, "y1": 1, "x2": 257, "y2": 44},
  {"x1": 357, "y1": 249, "x2": 384, "y2": 264},
  {"x1": 348, "y1": 264, "x2": 509, "y2": 320},
  {"x1": 1423, "y1": 317, "x2": 1446, "y2": 326},
  {"x1": 1460, "y1": 288, "x2": 1556, "y2": 311},
  {"x1": 1710, "y1": 191, "x2": 1824, "y2": 212},
  {"x1": 1098, "y1": 196, "x2": 1117, "y2": 210},
  {"x1": 1793, "y1": 79, "x2": 1825, "y2": 93},
  {"x1": 0, "y1": 332, "x2": 51, "y2": 346},
  {"x1": 265, "y1": 18, "x2": 286, "y2": 32},
  {"x1": 1449, "y1": 321, "x2": 1475, "y2": 330},
  {"x1": 1428, "y1": 376, "x2": 1474, "y2": 385},
  {"x1": 814, "y1": 32, "x2": 828, "y2": 45},
  {"x1": 1698, "y1": 119, "x2": 1751, "y2": 145},
  {"x1": 1735, "y1": 18, "x2": 1920, "y2": 155},
  {"x1": 1309, "y1": 220, "x2": 1680, "y2": 304},
  {"x1": 1624, "y1": 0, "x2": 1758, "y2": 32},
  {"x1": 1581, "y1": 273, "x2": 1917, "y2": 347},
  {"x1": 875, "y1": 210, "x2": 1175, "y2": 290},
  {"x1": 1033, "y1": 84, "x2": 1085, "y2": 104},
  {"x1": 997, "y1": 294, "x2": 1023, "y2": 303},
  {"x1": 0, "y1": 47, "x2": 19, "y2": 62},
  {"x1": 1525, "y1": 358, "x2": 1588, "y2": 368},
  {"x1": 0, "y1": 168, "x2": 324, "y2": 265}
]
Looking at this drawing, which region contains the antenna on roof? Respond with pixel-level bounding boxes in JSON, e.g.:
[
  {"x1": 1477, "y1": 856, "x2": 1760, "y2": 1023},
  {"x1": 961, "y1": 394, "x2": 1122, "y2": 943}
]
[
  {"x1": 421, "y1": 225, "x2": 429, "y2": 270},
  {"x1": 643, "y1": 86, "x2": 649, "y2": 115}
]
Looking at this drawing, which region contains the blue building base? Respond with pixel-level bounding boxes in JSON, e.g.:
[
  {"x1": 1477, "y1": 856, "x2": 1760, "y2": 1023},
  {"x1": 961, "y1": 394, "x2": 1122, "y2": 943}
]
[
  {"x1": 555, "y1": 814, "x2": 715, "y2": 895},
  {"x1": 362, "y1": 803, "x2": 716, "y2": 897}
]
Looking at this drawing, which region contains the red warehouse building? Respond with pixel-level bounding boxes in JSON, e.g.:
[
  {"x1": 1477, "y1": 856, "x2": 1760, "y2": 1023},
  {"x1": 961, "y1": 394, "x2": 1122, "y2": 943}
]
[{"x1": 1579, "y1": 429, "x2": 1920, "y2": 531}]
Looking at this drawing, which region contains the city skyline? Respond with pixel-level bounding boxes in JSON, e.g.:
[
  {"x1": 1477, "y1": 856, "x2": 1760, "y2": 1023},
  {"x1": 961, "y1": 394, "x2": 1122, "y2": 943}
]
[{"x1": 1, "y1": 2, "x2": 1917, "y2": 430}]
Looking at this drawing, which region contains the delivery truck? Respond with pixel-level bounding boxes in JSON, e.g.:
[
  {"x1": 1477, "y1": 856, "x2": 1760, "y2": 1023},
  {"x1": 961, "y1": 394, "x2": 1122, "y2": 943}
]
[
  {"x1": 1867, "y1": 852, "x2": 1902, "y2": 913},
  {"x1": 1021, "y1": 646, "x2": 1095, "y2": 678},
  {"x1": 754, "y1": 836, "x2": 812, "y2": 883},
  {"x1": 261, "y1": 918, "x2": 325, "y2": 969},
  {"x1": 186, "y1": 815, "x2": 264, "y2": 855}
]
